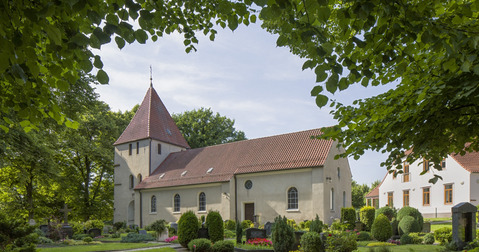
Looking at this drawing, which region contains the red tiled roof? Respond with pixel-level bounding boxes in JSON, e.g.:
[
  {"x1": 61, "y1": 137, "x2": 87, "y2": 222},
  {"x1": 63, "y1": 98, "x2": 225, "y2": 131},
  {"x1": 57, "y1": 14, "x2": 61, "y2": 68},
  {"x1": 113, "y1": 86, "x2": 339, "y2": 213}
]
[
  {"x1": 451, "y1": 151, "x2": 479, "y2": 173},
  {"x1": 136, "y1": 128, "x2": 334, "y2": 189},
  {"x1": 114, "y1": 87, "x2": 190, "y2": 148},
  {"x1": 366, "y1": 185, "x2": 379, "y2": 198}
]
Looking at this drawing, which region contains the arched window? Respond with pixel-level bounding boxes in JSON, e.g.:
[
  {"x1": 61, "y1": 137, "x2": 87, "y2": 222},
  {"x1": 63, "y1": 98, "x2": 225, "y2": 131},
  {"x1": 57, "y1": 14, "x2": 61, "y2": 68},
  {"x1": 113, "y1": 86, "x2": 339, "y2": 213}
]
[
  {"x1": 343, "y1": 191, "x2": 346, "y2": 207},
  {"x1": 330, "y1": 188, "x2": 335, "y2": 210},
  {"x1": 174, "y1": 194, "x2": 180, "y2": 212},
  {"x1": 151, "y1": 195, "x2": 157, "y2": 213},
  {"x1": 287, "y1": 187, "x2": 298, "y2": 210},
  {"x1": 129, "y1": 175, "x2": 134, "y2": 189},
  {"x1": 198, "y1": 192, "x2": 206, "y2": 211},
  {"x1": 138, "y1": 174, "x2": 142, "y2": 183}
]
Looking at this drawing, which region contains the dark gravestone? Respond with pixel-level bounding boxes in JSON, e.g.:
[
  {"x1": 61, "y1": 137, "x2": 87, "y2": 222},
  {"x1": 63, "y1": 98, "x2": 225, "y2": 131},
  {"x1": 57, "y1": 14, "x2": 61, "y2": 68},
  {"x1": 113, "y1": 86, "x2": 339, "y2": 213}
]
[
  {"x1": 88, "y1": 228, "x2": 102, "y2": 238},
  {"x1": 169, "y1": 222, "x2": 178, "y2": 232},
  {"x1": 39, "y1": 225, "x2": 49, "y2": 236},
  {"x1": 198, "y1": 227, "x2": 209, "y2": 239},
  {"x1": 138, "y1": 230, "x2": 147, "y2": 235},
  {"x1": 245, "y1": 228, "x2": 267, "y2": 241},
  {"x1": 452, "y1": 202, "x2": 477, "y2": 250},
  {"x1": 294, "y1": 231, "x2": 305, "y2": 249},
  {"x1": 264, "y1": 222, "x2": 272, "y2": 236},
  {"x1": 61, "y1": 225, "x2": 73, "y2": 239}
]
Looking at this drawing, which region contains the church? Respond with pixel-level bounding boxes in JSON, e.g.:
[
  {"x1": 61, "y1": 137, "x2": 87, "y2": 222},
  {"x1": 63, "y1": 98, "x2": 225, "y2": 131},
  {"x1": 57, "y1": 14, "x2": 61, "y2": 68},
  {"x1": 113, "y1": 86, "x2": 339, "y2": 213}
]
[{"x1": 113, "y1": 86, "x2": 352, "y2": 228}]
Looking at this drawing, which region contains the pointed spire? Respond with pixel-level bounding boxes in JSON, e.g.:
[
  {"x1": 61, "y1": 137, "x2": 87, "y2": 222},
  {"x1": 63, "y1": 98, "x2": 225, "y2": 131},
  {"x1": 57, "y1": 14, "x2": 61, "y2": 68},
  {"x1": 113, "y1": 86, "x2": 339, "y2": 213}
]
[{"x1": 149, "y1": 65, "x2": 153, "y2": 88}]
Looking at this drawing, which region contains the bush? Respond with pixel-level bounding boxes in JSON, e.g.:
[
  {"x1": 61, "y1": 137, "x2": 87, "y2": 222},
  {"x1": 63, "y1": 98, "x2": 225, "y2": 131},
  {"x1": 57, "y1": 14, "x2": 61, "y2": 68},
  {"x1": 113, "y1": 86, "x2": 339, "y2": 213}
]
[
  {"x1": 390, "y1": 218, "x2": 399, "y2": 236},
  {"x1": 224, "y1": 220, "x2": 235, "y2": 230},
  {"x1": 356, "y1": 231, "x2": 372, "y2": 241},
  {"x1": 271, "y1": 216, "x2": 295, "y2": 252},
  {"x1": 72, "y1": 233, "x2": 90, "y2": 240},
  {"x1": 396, "y1": 207, "x2": 423, "y2": 232},
  {"x1": 375, "y1": 207, "x2": 395, "y2": 221},
  {"x1": 331, "y1": 220, "x2": 349, "y2": 231},
  {"x1": 0, "y1": 212, "x2": 37, "y2": 251},
  {"x1": 371, "y1": 214, "x2": 392, "y2": 242},
  {"x1": 341, "y1": 207, "x2": 356, "y2": 230},
  {"x1": 70, "y1": 221, "x2": 85, "y2": 235},
  {"x1": 360, "y1": 206, "x2": 376, "y2": 231},
  {"x1": 210, "y1": 240, "x2": 234, "y2": 252},
  {"x1": 187, "y1": 238, "x2": 211, "y2": 252},
  {"x1": 37, "y1": 236, "x2": 53, "y2": 244},
  {"x1": 168, "y1": 226, "x2": 176, "y2": 236},
  {"x1": 325, "y1": 232, "x2": 358, "y2": 252},
  {"x1": 223, "y1": 229, "x2": 235, "y2": 239},
  {"x1": 235, "y1": 222, "x2": 242, "y2": 244},
  {"x1": 434, "y1": 227, "x2": 452, "y2": 245},
  {"x1": 366, "y1": 242, "x2": 396, "y2": 247},
  {"x1": 241, "y1": 220, "x2": 252, "y2": 230},
  {"x1": 300, "y1": 231, "x2": 323, "y2": 252},
  {"x1": 120, "y1": 232, "x2": 155, "y2": 243},
  {"x1": 408, "y1": 232, "x2": 424, "y2": 244},
  {"x1": 309, "y1": 215, "x2": 323, "y2": 234},
  {"x1": 423, "y1": 233, "x2": 434, "y2": 244},
  {"x1": 82, "y1": 236, "x2": 93, "y2": 243},
  {"x1": 398, "y1": 216, "x2": 420, "y2": 235},
  {"x1": 399, "y1": 233, "x2": 413, "y2": 245},
  {"x1": 206, "y1": 211, "x2": 224, "y2": 243},
  {"x1": 178, "y1": 211, "x2": 199, "y2": 248},
  {"x1": 146, "y1": 219, "x2": 167, "y2": 237},
  {"x1": 300, "y1": 220, "x2": 312, "y2": 229},
  {"x1": 113, "y1": 221, "x2": 126, "y2": 231},
  {"x1": 111, "y1": 233, "x2": 120, "y2": 238},
  {"x1": 84, "y1": 219, "x2": 104, "y2": 231}
]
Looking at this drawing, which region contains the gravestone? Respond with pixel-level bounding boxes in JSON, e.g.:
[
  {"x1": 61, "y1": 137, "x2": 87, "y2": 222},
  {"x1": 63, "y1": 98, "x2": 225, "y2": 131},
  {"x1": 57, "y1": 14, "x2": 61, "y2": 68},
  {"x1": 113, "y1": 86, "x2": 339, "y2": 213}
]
[
  {"x1": 39, "y1": 225, "x2": 49, "y2": 236},
  {"x1": 198, "y1": 227, "x2": 209, "y2": 239},
  {"x1": 169, "y1": 222, "x2": 178, "y2": 232},
  {"x1": 59, "y1": 204, "x2": 73, "y2": 239},
  {"x1": 138, "y1": 230, "x2": 147, "y2": 235},
  {"x1": 264, "y1": 222, "x2": 272, "y2": 236},
  {"x1": 88, "y1": 228, "x2": 102, "y2": 238},
  {"x1": 294, "y1": 231, "x2": 305, "y2": 249},
  {"x1": 452, "y1": 202, "x2": 477, "y2": 250},
  {"x1": 245, "y1": 228, "x2": 267, "y2": 241},
  {"x1": 28, "y1": 219, "x2": 36, "y2": 226}
]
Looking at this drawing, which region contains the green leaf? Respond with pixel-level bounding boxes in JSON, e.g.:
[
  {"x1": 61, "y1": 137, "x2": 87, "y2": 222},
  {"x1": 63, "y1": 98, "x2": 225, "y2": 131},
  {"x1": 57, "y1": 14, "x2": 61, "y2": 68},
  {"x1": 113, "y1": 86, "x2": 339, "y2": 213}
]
[
  {"x1": 56, "y1": 79, "x2": 69, "y2": 91},
  {"x1": 461, "y1": 60, "x2": 471, "y2": 72},
  {"x1": 338, "y1": 77, "x2": 348, "y2": 91},
  {"x1": 97, "y1": 69, "x2": 109, "y2": 84},
  {"x1": 315, "y1": 94, "x2": 328, "y2": 107},
  {"x1": 93, "y1": 55, "x2": 103, "y2": 69},
  {"x1": 473, "y1": 64, "x2": 479, "y2": 75},
  {"x1": 71, "y1": 33, "x2": 90, "y2": 46},
  {"x1": 311, "y1": 85, "x2": 323, "y2": 96},
  {"x1": 326, "y1": 74, "x2": 339, "y2": 93},
  {"x1": 93, "y1": 28, "x2": 111, "y2": 45},
  {"x1": 44, "y1": 25, "x2": 62, "y2": 45},
  {"x1": 0, "y1": 125, "x2": 9, "y2": 133},
  {"x1": 115, "y1": 36, "x2": 126, "y2": 49},
  {"x1": 65, "y1": 119, "x2": 79, "y2": 129},
  {"x1": 317, "y1": 6, "x2": 331, "y2": 22},
  {"x1": 276, "y1": 35, "x2": 288, "y2": 47},
  {"x1": 302, "y1": 60, "x2": 315, "y2": 70},
  {"x1": 134, "y1": 29, "x2": 148, "y2": 44},
  {"x1": 250, "y1": 14, "x2": 257, "y2": 23},
  {"x1": 253, "y1": 0, "x2": 267, "y2": 7},
  {"x1": 361, "y1": 77, "x2": 369, "y2": 87},
  {"x1": 228, "y1": 15, "x2": 238, "y2": 31}
]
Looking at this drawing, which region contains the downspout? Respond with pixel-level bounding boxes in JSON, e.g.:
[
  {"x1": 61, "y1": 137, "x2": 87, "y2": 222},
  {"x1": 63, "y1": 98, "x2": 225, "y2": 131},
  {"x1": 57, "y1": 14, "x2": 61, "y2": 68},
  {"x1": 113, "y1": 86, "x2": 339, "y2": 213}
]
[
  {"x1": 234, "y1": 175, "x2": 238, "y2": 221},
  {"x1": 139, "y1": 190, "x2": 143, "y2": 228}
]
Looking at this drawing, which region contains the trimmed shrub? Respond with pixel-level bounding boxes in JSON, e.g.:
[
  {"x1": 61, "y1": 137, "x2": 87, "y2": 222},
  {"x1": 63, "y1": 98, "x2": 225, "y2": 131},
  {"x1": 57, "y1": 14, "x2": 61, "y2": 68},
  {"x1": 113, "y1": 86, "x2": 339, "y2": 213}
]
[
  {"x1": 145, "y1": 219, "x2": 167, "y2": 237},
  {"x1": 300, "y1": 220, "x2": 312, "y2": 229},
  {"x1": 38, "y1": 236, "x2": 53, "y2": 244},
  {"x1": 309, "y1": 215, "x2": 323, "y2": 234},
  {"x1": 187, "y1": 238, "x2": 211, "y2": 252},
  {"x1": 71, "y1": 221, "x2": 85, "y2": 235},
  {"x1": 434, "y1": 227, "x2": 452, "y2": 245},
  {"x1": 398, "y1": 216, "x2": 419, "y2": 235},
  {"x1": 113, "y1": 221, "x2": 126, "y2": 231},
  {"x1": 371, "y1": 214, "x2": 392, "y2": 242},
  {"x1": 399, "y1": 233, "x2": 413, "y2": 245},
  {"x1": 360, "y1": 206, "x2": 376, "y2": 231},
  {"x1": 168, "y1": 226, "x2": 176, "y2": 236},
  {"x1": 72, "y1": 233, "x2": 90, "y2": 240},
  {"x1": 287, "y1": 219, "x2": 298, "y2": 230},
  {"x1": 120, "y1": 232, "x2": 155, "y2": 243},
  {"x1": 423, "y1": 233, "x2": 434, "y2": 244},
  {"x1": 210, "y1": 240, "x2": 234, "y2": 252},
  {"x1": 366, "y1": 242, "x2": 396, "y2": 247},
  {"x1": 396, "y1": 207, "x2": 423, "y2": 232},
  {"x1": 375, "y1": 207, "x2": 395, "y2": 221},
  {"x1": 178, "y1": 210, "x2": 199, "y2": 247},
  {"x1": 224, "y1": 220, "x2": 236, "y2": 230},
  {"x1": 240, "y1": 220, "x2": 252, "y2": 229},
  {"x1": 271, "y1": 216, "x2": 295, "y2": 252},
  {"x1": 223, "y1": 229, "x2": 235, "y2": 239},
  {"x1": 82, "y1": 236, "x2": 93, "y2": 243},
  {"x1": 235, "y1": 222, "x2": 242, "y2": 244},
  {"x1": 325, "y1": 231, "x2": 357, "y2": 252},
  {"x1": 206, "y1": 211, "x2": 224, "y2": 243},
  {"x1": 390, "y1": 218, "x2": 399, "y2": 236},
  {"x1": 84, "y1": 219, "x2": 104, "y2": 231},
  {"x1": 341, "y1": 207, "x2": 356, "y2": 230},
  {"x1": 408, "y1": 232, "x2": 423, "y2": 244},
  {"x1": 356, "y1": 231, "x2": 372, "y2": 241},
  {"x1": 300, "y1": 231, "x2": 323, "y2": 252}
]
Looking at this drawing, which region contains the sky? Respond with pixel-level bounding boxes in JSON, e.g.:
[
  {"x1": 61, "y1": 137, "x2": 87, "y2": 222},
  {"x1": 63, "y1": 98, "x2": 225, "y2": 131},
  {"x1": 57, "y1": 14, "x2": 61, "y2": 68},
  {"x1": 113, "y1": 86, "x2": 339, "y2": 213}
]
[{"x1": 94, "y1": 22, "x2": 394, "y2": 187}]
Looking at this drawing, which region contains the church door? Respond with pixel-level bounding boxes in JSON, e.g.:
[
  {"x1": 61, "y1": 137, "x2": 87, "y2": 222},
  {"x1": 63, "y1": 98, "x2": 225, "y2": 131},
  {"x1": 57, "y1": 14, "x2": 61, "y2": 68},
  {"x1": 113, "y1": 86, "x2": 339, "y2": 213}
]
[
  {"x1": 128, "y1": 200, "x2": 135, "y2": 226},
  {"x1": 244, "y1": 203, "x2": 254, "y2": 222}
]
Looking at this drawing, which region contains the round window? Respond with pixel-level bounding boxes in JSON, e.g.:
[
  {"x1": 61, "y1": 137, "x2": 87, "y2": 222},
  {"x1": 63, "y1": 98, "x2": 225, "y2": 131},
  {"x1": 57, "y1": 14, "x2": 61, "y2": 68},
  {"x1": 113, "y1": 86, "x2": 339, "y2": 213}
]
[{"x1": 245, "y1": 180, "x2": 253, "y2": 189}]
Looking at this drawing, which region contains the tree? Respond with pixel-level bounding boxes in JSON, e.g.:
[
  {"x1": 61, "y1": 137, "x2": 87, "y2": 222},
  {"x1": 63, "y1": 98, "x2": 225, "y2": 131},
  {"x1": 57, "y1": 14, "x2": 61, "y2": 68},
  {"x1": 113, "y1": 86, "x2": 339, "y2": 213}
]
[
  {"x1": 351, "y1": 180, "x2": 370, "y2": 209},
  {"x1": 258, "y1": 0, "x2": 479, "y2": 182},
  {"x1": 0, "y1": 0, "x2": 254, "y2": 132},
  {"x1": 172, "y1": 108, "x2": 246, "y2": 148}
]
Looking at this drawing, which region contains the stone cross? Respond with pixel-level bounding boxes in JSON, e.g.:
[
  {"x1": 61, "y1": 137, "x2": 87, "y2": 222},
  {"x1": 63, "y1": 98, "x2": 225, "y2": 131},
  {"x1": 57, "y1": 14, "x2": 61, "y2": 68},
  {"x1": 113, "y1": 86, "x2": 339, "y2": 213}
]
[{"x1": 59, "y1": 204, "x2": 72, "y2": 225}]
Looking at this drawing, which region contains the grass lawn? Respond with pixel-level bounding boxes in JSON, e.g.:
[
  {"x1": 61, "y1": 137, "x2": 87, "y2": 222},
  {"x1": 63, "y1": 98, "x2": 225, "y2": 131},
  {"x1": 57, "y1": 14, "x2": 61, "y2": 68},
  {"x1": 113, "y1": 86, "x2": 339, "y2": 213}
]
[
  {"x1": 424, "y1": 217, "x2": 452, "y2": 222},
  {"x1": 38, "y1": 242, "x2": 165, "y2": 252},
  {"x1": 430, "y1": 223, "x2": 451, "y2": 233},
  {"x1": 355, "y1": 244, "x2": 441, "y2": 251}
]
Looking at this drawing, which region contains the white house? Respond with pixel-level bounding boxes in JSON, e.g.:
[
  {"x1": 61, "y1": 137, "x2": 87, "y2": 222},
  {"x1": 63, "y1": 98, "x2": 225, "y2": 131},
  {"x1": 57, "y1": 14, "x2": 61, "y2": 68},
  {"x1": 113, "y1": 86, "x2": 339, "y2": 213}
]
[
  {"x1": 378, "y1": 152, "x2": 479, "y2": 218},
  {"x1": 113, "y1": 85, "x2": 352, "y2": 228}
]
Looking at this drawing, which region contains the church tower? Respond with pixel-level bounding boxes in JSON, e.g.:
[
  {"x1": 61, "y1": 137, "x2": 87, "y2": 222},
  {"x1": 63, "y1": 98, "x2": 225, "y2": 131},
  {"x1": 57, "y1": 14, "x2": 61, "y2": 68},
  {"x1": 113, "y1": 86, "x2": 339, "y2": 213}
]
[{"x1": 113, "y1": 86, "x2": 189, "y2": 226}]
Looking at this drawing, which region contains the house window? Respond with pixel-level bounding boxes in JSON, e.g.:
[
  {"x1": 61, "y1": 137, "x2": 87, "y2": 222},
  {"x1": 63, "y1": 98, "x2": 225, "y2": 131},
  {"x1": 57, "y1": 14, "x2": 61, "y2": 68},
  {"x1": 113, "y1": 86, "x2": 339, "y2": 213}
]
[
  {"x1": 198, "y1": 192, "x2": 206, "y2": 212},
  {"x1": 337, "y1": 167, "x2": 340, "y2": 179},
  {"x1": 129, "y1": 175, "x2": 134, "y2": 189},
  {"x1": 330, "y1": 188, "x2": 334, "y2": 210},
  {"x1": 151, "y1": 196, "x2": 157, "y2": 213},
  {"x1": 138, "y1": 174, "x2": 142, "y2": 183},
  {"x1": 373, "y1": 198, "x2": 379, "y2": 208},
  {"x1": 158, "y1": 144, "x2": 161, "y2": 155},
  {"x1": 423, "y1": 187, "x2": 430, "y2": 206},
  {"x1": 174, "y1": 194, "x2": 180, "y2": 212},
  {"x1": 444, "y1": 184, "x2": 453, "y2": 205},
  {"x1": 388, "y1": 192, "x2": 393, "y2": 207},
  {"x1": 367, "y1": 198, "x2": 372, "y2": 206},
  {"x1": 129, "y1": 143, "x2": 132, "y2": 155},
  {"x1": 287, "y1": 187, "x2": 298, "y2": 210},
  {"x1": 403, "y1": 162, "x2": 410, "y2": 182},
  {"x1": 403, "y1": 190, "x2": 409, "y2": 207},
  {"x1": 343, "y1": 191, "x2": 346, "y2": 207},
  {"x1": 441, "y1": 158, "x2": 446, "y2": 169},
  {"x1": 423, "y1": 159, "x2": 429, "y2": 172},
  {"x1": 136, "y1": 142, "x2": 139, "y2": 154}
]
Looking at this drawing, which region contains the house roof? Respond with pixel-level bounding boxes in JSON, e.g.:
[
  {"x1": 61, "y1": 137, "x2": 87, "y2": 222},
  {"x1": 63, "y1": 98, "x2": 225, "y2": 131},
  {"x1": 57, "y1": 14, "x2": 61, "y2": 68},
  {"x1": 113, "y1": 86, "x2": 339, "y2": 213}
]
[
  {"x1": 114, "y1": 87, "x2": 190, "y2": 148},
  {"x1": 136, "y1": 128, "x2": 334, "y2": 189},
  {"x1": 451, "y1": 151, "x2": 479, "y2": 173},
  {"x1": 365, "y1": 185, "x2": 379, "y2": 198}
]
